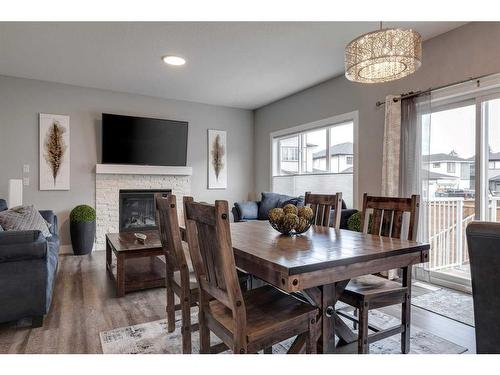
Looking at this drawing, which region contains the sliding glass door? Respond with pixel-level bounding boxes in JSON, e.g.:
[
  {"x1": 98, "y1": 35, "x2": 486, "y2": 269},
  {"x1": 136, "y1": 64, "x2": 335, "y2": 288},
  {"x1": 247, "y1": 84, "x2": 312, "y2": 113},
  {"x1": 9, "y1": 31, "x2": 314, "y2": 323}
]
[{"x1": 419, "y1": 87, "x2": 500, "y2": 291}]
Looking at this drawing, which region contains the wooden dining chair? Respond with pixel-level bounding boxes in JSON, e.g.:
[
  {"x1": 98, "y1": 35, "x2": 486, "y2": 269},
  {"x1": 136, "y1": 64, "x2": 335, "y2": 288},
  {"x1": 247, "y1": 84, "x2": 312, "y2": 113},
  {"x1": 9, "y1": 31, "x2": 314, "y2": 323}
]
[
  {"x1": 156, "y1": 193, "x2": 199, "y2": 354},
  {"x1": 183, "y1": 196, "x2": 318, "y2": 354},
  {"x1": 338, "y1": 193, "x2": 420, "y2": 354},
  {"x1": 304, "y1": 192, "x2": 343, "y2": 229}
]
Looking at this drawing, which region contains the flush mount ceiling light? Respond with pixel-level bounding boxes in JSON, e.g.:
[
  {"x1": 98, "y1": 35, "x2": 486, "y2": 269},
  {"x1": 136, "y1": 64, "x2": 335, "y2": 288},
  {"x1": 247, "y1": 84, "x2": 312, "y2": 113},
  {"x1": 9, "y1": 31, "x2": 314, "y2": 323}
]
[
  {"x1": 162, "y1": 55, "x2": 186, "y2": 66},
  {"x1": 345, "y1": 23, "x2": 422, "y2": 84}
]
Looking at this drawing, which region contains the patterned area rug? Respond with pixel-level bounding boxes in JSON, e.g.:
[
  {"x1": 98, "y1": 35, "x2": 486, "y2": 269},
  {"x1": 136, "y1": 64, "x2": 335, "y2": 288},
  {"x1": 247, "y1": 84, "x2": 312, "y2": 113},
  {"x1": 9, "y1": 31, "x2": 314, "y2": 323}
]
[
  {"x1": 100, "y1": 309, "x2": 467, "y2": 354},
  {"x1": 412, "y1": 288, "x2": 475, "y2": 327}
]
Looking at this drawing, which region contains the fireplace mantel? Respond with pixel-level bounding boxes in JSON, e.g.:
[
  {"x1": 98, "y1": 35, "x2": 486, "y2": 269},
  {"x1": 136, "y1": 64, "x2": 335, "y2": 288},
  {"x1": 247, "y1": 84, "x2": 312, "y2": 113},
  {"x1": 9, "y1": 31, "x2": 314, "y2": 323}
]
[{"x1": 95, "y1": 164, "x2": 192, "y2": 176}]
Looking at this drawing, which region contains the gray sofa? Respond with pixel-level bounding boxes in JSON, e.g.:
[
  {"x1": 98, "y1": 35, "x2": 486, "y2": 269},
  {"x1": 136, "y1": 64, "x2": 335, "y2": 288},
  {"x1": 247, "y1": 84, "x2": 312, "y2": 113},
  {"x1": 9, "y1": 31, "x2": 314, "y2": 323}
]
[
  {"x1": 232, "y1": 192, "x2": 358, "y2": 229},
  {"x1": 0, "y1": 199, "x2": 59, "y2": 327}
]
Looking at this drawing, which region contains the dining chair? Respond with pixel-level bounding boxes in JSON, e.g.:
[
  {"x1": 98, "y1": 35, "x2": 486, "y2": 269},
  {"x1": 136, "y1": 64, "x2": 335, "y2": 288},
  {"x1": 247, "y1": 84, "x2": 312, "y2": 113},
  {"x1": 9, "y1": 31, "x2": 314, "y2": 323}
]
[
  {"x1": 304, "y1": 192, "x2": 343, "y2": 229},
  {"x1": 466, "y1": 221, "x2": 500, "y2": 353},
  {"x1": 183, "y1": 196, "x2": 318, "y2": 354},
  {"x1": 156, "y1": 193, "x2": 199, "y2": 354},
  {"x1": 337, "y1": 193, "x2": 420, "y2": 354}
]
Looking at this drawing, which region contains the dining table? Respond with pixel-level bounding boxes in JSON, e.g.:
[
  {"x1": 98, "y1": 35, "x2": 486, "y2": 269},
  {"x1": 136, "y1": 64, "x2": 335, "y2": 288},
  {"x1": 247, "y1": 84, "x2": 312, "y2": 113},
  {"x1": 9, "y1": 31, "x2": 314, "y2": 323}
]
[{"x1": 228, "y1": 220, "x2": 430, "y2": 354}]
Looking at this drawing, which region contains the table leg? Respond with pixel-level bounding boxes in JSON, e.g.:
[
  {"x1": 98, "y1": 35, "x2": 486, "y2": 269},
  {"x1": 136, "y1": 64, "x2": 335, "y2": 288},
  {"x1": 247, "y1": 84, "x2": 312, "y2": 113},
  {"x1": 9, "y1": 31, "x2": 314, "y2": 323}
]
[
  {"x1": 116, "y1": 254, "x2": 125, "y2": 297},
  {"x1": 322, "y1": 284, "x2": 336, "y2": 353},
  {"x1": 106, "y1": 239, "x2": 112, "y2": 274}
]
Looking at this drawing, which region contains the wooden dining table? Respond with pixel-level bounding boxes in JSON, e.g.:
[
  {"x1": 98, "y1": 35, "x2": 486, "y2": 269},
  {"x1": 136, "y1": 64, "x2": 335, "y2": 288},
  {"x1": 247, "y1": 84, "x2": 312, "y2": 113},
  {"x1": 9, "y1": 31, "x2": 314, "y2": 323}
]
[{"x1": 228, "y1": 220, "x2": 430, "y2": 354}]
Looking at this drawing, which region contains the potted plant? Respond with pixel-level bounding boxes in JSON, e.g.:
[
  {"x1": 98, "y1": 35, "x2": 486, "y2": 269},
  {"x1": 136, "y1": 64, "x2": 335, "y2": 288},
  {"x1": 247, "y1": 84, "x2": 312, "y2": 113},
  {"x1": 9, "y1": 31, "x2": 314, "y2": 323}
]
[{"x1": 70, "y1": 205, "x2": 96, "y2": 255}]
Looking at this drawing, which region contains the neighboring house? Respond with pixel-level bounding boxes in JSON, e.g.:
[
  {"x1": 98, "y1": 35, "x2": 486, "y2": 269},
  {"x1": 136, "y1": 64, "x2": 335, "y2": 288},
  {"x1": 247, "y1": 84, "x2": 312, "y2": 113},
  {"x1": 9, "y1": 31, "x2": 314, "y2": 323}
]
[
  {"x1": 488, "y1": 151, "x2": 500, "y2": 195},
  {"x1": 423, "y1": 150, "x2": 500, "y2": 197},
  {"x1": 423, "y1": 151, "x2": 474, "y2": 195},
  {"x1": 312, "y1": 142, "x2": 353, "y2": 173}
]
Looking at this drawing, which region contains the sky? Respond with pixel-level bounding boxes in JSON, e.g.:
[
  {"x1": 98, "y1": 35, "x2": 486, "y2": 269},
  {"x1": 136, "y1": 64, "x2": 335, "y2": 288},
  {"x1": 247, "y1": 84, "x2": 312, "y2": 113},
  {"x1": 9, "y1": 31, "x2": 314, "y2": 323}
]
[{"x1": 428, "y1": 99, "x2": 500, "y2": 158}]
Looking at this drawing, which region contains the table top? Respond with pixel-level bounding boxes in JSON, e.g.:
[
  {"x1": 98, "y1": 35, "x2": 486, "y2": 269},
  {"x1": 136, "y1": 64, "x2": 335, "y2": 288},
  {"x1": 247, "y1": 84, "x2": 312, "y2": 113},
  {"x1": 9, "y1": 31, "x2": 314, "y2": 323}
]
[
  {"x1": 106, "y1": 230, "x2": 162, "y2": 252},
  {"x1": 230, "y1": 220, "x2": 430, "y2": 276}
]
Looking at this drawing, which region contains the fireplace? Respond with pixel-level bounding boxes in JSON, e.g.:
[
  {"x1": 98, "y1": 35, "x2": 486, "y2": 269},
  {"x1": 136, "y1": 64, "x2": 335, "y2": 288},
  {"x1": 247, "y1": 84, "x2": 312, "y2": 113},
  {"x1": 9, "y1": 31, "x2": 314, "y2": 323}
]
[{"x1": 119, "y1": 189, "x2": 171, "y2": 232}]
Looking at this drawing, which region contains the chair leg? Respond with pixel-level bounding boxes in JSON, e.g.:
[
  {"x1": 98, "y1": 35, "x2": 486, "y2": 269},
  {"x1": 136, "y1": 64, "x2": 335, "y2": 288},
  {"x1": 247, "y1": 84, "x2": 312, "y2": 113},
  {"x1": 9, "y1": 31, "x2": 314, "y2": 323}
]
[
  {"x1": 199, "y1": 307, "x2": 211, "y2": 354},
  {"x1": 401, "y1": 266, "x2": 412, "y2": 354},
  {"x1": 353, "y1": 308, "x2": 358, "y2": 330},
  {"x1": 181, "y1": 292, "x2": 192, "y2": 354},
  {"x1": 263, "y1": 346, "x2": 273, "y2": 354},
  {"x1": 306, "y1": 318, "x2": 317, "y2": 354},
  {"x1": 358, "y1": 302, "x2": 369, "y2": 354},
  {"x1": 165, "y1": 270, "x2": 175, "y2": 333}
]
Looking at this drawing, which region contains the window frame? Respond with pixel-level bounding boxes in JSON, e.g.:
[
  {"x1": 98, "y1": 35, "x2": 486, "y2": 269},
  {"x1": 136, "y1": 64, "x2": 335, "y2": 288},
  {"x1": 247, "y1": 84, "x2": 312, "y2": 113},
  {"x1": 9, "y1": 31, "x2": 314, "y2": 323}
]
[{"x1": 269, "y1": 111, "x2": 359, "y2": 206}]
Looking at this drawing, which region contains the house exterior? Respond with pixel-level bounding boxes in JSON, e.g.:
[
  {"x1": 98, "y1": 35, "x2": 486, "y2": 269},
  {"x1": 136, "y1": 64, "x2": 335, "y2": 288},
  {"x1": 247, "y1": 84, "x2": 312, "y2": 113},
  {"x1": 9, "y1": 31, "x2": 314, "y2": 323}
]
[
  {"x1": 312, "y1": 142, "x2": 353, "y2": 173},
  {"x1": 488, "y1": 151, "x2": 500, "y2": 196}
]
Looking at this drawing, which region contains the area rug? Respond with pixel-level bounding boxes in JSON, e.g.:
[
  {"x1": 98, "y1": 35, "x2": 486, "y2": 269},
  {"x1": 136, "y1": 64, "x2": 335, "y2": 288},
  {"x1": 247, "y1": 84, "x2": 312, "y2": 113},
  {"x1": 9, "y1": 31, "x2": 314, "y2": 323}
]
[
  {"x1": 99, "y1": 309, "x2": 467, "y2": 354},
  {"x1": 412, "y1": 288, "x2": 475, "y2": 327}
]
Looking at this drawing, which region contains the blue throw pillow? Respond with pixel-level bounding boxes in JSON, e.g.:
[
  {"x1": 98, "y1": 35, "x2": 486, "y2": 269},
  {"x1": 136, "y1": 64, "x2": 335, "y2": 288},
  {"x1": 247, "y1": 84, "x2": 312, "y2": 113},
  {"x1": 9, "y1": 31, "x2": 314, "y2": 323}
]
[
  {"x1": 235, "y1": 201, "x2": 258, "y2": 220},
  {"x1": 258, "y1": 192, "x2": 304, "y2": 220},
  {"x1": 279, "y1": 196, "x2": 305, "y2": 208}
]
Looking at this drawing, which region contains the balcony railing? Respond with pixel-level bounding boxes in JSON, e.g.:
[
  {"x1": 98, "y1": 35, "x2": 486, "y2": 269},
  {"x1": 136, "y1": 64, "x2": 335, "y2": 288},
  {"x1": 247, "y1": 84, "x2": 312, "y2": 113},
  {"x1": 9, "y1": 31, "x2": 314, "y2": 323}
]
[{"x1": 423, "y1": 197, "x2": 500, "y2": 271}]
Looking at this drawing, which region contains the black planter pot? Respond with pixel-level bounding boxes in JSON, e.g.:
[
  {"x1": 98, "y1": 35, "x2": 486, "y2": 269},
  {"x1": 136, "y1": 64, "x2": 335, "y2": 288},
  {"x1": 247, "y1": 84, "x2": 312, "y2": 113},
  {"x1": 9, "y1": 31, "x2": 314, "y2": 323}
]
[{"x1": 70, "y1": 221, "x2": 96, "y2": 255}]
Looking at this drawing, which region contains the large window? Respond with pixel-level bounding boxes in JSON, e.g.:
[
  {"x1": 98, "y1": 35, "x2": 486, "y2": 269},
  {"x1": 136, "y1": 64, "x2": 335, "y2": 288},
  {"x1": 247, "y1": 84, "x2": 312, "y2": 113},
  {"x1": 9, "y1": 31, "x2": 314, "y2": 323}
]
[{"x1": 272, "y1": 118, "x2": 355, "y2": 207}]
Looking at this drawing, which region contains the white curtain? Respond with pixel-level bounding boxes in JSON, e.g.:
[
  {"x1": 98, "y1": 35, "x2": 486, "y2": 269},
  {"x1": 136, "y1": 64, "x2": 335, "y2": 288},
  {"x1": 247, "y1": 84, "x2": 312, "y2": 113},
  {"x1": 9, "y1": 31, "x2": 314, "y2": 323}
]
[{"x1": 381, "y1": 95, "x2": 402, "y2": 197}]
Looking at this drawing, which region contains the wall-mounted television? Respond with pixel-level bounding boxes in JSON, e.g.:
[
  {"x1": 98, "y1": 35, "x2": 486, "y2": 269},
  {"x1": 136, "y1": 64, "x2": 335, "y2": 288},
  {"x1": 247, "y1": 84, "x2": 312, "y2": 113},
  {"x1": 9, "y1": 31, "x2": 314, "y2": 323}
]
[{"x1": 101, "y1": 113, "x2": 188, "y2": 166}]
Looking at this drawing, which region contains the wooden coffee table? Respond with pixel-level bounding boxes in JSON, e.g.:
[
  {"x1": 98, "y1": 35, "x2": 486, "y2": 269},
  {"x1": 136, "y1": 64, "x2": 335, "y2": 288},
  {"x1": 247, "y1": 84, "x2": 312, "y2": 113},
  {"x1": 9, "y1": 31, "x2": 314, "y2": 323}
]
[{"x1": 106, "y1": 230, "x2": 165, "y2": 297}]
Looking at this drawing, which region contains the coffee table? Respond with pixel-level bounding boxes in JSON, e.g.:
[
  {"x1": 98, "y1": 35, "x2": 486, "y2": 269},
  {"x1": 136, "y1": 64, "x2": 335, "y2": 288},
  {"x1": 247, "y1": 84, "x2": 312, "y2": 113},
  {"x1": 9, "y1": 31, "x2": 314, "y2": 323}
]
[{"x1": 105, "y1": 230, "x2": 165, "y2": 297}]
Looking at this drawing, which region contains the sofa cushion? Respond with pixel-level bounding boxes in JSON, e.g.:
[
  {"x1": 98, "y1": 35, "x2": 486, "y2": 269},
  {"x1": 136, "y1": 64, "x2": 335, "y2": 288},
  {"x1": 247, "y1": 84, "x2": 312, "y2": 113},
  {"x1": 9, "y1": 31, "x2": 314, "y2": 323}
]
[
  {"x1": 279, "y1": 196, "x2": 305, "y2": 208},
  {"x1": 0, "y1": 199, "x2": 7, "y2": 212},
  {"x1": 235, "y1": 201, "x2": 259, "y2": 220},
  {"x1": 0, "y1": 205, "x2": 52, "y2": 238},
  {"x1": 258, "y1": 192, "x2": 304, "y2": 220}
]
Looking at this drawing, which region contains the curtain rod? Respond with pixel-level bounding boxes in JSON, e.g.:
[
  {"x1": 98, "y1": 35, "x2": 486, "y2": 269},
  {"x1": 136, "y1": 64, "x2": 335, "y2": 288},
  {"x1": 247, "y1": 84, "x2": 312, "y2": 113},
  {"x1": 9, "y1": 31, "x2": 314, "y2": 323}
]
[{"x1": 374, "y1": 72, "x2": 498, "y2": 107}]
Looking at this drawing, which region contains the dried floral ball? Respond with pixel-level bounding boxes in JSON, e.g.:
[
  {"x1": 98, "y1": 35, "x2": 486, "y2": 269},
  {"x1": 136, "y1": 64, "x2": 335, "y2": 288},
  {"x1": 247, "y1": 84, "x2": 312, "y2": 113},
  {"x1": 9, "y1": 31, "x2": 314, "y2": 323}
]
[
  {"x1": 297, "y1": 206, "x2": 314, "y2": 221},
  {"x1": 295, "y1": 217, "x2": 311, "y2": 233},
  {"x1": 282, "y1": 204, "x2": 298, "y2": 215},
  {"x1": 268, "y1": 207, "x2": 285, "y2": 223},
  {"x1": 282, "y1": 213, "x2": 299, "y2": 232}
]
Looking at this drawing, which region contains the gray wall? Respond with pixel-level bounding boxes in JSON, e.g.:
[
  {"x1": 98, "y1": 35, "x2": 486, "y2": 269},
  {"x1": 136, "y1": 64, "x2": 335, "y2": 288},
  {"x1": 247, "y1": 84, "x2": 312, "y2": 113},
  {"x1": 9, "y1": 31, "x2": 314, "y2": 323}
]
[
  {"x1": 254, "y1": 22, "x2": 500, "y2": 208},
  {"x1": 0, "y1": 75, "x2": 254, "y2": 245}
]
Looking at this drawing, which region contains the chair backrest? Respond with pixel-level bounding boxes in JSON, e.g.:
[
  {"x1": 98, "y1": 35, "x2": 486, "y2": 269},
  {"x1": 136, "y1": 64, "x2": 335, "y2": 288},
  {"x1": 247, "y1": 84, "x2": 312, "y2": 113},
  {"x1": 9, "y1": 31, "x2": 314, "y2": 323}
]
[
  {"x1": 466, "y1": 221, "x2": 500, "y2": 353},
  {"x1": 155, "y1": 193, "x2": 187, "y2": 272},
  {"x1": 304, "y1": 192, "x2": 343, "y2": 229},
  {"x1": 360, "y1": 193, "x2": 420, "y2": 241},
  {"x1": 183, "y1": 196, "x2": 246, "y2": 318}
]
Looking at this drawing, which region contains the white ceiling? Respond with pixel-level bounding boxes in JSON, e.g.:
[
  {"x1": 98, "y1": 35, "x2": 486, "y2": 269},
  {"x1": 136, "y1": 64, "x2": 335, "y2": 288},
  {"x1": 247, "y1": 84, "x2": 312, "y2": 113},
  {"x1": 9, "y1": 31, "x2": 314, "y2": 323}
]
[{"x1": 0, "y1": 22, "x2": 465, "y2": 109}]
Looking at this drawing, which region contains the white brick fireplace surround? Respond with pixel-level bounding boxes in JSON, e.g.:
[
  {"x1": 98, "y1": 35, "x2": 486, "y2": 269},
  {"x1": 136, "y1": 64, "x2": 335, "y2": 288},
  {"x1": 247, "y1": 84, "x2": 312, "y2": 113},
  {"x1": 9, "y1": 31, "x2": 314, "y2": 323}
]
[{"x1": 95, "y1": 164, "x2": 192, "y2": 250}]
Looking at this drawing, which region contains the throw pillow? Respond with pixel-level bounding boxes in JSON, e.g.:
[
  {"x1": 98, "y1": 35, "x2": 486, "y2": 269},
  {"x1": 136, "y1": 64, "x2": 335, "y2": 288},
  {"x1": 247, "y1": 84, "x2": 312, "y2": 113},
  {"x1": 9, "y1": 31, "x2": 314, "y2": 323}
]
[
  {"x1": 0, "y1": 205, "x2": 52, "y2": 237},
  {"x1": 0, "y1": 224, "x2": 3, "y2": 231},
  {"x1": 258, "y1": 192, "x2": 288, "y2": 220},
  {"x1": 235, "y1": 201, "x2": 259, "y2": 220},
  {"x1": 279, "y1": 196, "x2": 305, "y2": 208}
]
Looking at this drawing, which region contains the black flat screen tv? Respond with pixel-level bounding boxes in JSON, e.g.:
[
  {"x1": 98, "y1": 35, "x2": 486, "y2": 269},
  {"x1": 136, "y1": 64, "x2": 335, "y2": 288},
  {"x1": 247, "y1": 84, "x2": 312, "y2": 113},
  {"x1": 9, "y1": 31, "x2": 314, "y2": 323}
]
[{"x1": 101, "y1": 113, "x2": 188, "y2": 166}]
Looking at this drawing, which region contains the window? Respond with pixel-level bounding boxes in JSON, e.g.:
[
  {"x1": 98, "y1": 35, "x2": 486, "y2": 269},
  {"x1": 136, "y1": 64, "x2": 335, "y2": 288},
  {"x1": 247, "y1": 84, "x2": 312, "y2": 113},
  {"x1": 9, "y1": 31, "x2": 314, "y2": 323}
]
[
  {"x1": 490, "y1": 161, "x2": 495, "y2": 169},
  {"x1": 281, "y1": 147, "x2": 298, "y2": 162},
  {"x1": 433, "y1": 162, "x2": 441, "y2": 168},
  {"x1": 447, "y1": 162, "x2": 456, "y2": 173},
  {"x1": 271, "y1": 117, "x2": 355, "y2": 207}
]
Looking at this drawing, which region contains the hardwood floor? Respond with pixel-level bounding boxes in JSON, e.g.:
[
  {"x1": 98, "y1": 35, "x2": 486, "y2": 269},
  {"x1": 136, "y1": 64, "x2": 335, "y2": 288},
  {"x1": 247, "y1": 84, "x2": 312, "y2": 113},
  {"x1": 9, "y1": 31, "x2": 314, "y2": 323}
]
[{"x1": 0, "y1": 251, "x2": 476, "y2": 354}]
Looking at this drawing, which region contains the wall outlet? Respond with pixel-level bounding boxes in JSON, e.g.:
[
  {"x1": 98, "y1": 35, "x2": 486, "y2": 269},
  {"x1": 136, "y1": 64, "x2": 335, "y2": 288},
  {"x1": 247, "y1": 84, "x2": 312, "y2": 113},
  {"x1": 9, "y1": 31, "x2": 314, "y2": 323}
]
[
  {"x1": 23, "y1": 177, "x2": 30, "y2": 186},
  {"x1": 23, "y1": 164, "x2": 30, "y2": 173}
]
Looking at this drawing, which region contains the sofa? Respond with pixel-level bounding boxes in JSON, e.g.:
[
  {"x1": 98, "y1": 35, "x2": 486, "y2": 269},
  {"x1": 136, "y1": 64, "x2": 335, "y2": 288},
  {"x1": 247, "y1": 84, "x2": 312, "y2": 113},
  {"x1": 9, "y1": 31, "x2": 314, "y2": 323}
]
[
  {"x1": 232, "y1": 192, "x2": 358, "y2": 229},
  {"x1": 0, "y1": 199, "x2": 59, "y2": 327}
]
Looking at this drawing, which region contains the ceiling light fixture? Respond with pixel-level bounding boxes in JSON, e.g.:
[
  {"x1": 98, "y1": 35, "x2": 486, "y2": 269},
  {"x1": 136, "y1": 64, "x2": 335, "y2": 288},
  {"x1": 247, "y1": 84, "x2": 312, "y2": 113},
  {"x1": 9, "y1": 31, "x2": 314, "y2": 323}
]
[
  {"x1": 162, "y1": 55, "x2": 186, "y2": 66},
  {"x1": 345, "y1": 22, "x2": 422, "y2": 84}
]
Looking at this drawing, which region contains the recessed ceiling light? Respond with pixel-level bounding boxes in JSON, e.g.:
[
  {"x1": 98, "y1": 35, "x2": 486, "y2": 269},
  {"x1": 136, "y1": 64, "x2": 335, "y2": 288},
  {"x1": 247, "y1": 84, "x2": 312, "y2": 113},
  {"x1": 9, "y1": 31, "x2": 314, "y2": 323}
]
[{"x1": 162, "y1": 55, "x2": 186, "y2": 66}]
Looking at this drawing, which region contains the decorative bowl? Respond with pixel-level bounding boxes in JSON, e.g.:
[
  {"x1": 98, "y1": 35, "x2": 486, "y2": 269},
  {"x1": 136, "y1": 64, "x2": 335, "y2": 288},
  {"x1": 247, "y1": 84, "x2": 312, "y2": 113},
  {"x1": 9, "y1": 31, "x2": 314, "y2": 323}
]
[{"x1": 268, "y1": 205, "x2": 314, "y2": 236}]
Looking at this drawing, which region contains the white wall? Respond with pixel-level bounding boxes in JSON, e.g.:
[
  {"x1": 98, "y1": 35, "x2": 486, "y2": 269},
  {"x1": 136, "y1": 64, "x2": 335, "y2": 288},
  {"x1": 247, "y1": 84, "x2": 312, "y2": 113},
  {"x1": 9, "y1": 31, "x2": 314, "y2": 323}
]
[
  {"x1": 254, "y1": 22, "x2": 500, "y2": 209},
  {"x1": 0, "y1": 75, "x2": 254, "y2": 245}
]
